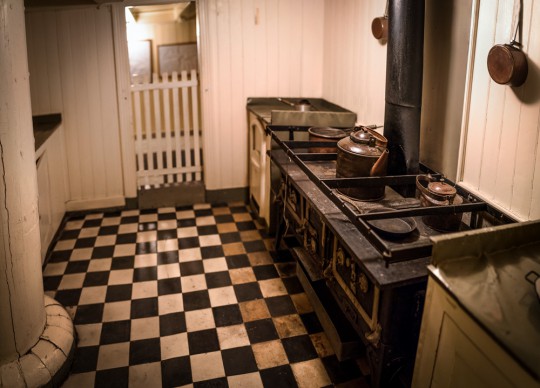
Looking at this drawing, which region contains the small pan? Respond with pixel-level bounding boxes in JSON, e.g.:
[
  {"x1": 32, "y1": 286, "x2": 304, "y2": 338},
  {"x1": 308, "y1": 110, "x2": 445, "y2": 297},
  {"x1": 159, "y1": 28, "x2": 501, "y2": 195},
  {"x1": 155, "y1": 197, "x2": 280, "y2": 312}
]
[{"x1": 365, "y1": 207, "x2": 417, "y2": 239}]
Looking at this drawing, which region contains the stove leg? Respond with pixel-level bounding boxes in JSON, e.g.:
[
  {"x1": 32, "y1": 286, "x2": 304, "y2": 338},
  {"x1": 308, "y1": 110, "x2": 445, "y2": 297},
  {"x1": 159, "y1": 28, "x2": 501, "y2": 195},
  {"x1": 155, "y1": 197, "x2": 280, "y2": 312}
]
[{"x1": 274, "y1": 217, "x2": 286, "y2": 250}]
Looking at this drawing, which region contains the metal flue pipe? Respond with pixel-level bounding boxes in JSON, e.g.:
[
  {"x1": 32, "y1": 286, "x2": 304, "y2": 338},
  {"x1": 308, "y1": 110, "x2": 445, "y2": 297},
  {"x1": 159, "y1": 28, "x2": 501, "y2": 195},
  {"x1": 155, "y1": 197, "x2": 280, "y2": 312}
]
[{"x1": 383, "y1": 0, "x2": 425, "y2": 176}]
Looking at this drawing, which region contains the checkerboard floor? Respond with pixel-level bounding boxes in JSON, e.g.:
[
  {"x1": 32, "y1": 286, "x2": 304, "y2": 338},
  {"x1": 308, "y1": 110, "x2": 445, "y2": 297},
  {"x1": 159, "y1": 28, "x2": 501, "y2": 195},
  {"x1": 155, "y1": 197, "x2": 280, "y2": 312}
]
[{"x1": 43, "y1": 202, "x2": 369, "y2": 387}]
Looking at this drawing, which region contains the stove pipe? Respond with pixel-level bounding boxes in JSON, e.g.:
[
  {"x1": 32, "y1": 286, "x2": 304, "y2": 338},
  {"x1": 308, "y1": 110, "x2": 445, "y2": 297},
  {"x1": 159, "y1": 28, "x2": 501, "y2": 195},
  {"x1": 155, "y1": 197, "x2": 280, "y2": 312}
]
[{"x1": 383, "y1": 0, "x2": 425, "y2": 176}]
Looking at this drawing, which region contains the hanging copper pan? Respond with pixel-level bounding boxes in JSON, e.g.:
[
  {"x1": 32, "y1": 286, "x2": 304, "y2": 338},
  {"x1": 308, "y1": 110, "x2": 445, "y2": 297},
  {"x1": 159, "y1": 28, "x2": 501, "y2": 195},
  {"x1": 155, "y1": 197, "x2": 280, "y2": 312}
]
[{"x1": 487, "y1": 0, "x2": 528, "y2": 87}]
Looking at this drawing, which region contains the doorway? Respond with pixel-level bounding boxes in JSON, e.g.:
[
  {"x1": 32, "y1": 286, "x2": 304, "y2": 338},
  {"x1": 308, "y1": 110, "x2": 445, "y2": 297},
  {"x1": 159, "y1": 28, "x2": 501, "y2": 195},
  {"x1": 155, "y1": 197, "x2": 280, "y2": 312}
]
[{"x1": 124, "y1": 2, "x2": 204, "y2": 208}]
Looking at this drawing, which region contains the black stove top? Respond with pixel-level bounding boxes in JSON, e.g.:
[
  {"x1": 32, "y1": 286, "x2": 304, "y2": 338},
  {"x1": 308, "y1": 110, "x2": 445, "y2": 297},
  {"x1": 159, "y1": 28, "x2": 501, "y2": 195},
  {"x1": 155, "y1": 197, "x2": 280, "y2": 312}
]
[{"x1": 268, "y1": 125, "x2": 516, "y2": 264}]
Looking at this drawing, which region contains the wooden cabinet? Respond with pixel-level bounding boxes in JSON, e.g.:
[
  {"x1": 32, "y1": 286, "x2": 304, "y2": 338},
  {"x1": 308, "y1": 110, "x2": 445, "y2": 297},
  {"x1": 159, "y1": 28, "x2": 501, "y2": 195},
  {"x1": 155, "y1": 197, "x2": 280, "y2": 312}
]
[
  {"x1": 36, "y1": 125, "x2": 68, "y2": 263},
  {"x1": 413, "y1": 277, "x2": 539, "y2": 388}
]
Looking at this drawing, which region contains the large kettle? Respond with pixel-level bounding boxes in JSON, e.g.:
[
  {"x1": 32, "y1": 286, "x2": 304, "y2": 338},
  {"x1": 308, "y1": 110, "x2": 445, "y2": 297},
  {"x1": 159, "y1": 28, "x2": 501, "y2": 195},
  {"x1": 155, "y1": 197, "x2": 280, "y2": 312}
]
[
  {"x1": 416, "y1": 175, "x2": 463, "y2": 231},
  {"x1": 336, "y1": 127, "x2": 389, "y2": 201}
]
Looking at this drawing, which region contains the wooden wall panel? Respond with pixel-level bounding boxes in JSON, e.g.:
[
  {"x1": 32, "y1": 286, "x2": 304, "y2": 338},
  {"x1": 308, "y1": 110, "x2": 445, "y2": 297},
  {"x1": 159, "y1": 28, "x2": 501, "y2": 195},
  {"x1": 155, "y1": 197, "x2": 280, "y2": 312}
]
[
  {"x1": 322, "y1": 0, "x2": 388, "y2": 127},
  {"x1": 26, "y1": 7, "x2": 125, "y2": 210},
  {"x1": 460, "y1": 0, "x2": 540, "y2": 220},
  {"x1": 199, "y1": 0, "x2": 325, "y2": 190}
]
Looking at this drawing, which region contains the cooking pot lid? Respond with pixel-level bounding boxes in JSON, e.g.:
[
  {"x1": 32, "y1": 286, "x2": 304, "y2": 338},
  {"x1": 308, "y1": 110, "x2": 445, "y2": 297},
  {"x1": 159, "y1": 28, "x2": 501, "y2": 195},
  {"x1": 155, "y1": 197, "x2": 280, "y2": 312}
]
[
  {"x1": 308, "y1": 127, "x2": 347, "y2": 139},
  {"x1": 350, "y1": 128, "x2": 373, "y2": 145},
  {"x1": 427, "y1": 181, "x2": 456, "y2": 196}
]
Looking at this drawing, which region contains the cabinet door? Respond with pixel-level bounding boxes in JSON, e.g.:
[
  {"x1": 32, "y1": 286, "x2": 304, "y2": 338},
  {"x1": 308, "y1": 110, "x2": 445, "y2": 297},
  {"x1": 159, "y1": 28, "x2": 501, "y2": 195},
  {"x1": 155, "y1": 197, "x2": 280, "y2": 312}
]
[
  {"x1": 36, "y1": 151, "x2": 52, "y2": 261},
  {"x1": 431, "y1": 315, "x2": 514, "y2": 388}
]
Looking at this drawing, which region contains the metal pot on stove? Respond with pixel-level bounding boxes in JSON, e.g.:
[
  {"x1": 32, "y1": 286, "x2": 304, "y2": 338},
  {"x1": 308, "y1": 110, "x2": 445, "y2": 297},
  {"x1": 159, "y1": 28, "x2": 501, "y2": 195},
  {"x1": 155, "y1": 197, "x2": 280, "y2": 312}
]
[
  {"x1": 307, "y1": 127, "x2": 347, "y2": 153},
  {"x1": 416, "y1": 174, "x2": 464, "y2": 231},
  {"x1": 336, "y1": 127, "x2": 389, "y2": 201}
]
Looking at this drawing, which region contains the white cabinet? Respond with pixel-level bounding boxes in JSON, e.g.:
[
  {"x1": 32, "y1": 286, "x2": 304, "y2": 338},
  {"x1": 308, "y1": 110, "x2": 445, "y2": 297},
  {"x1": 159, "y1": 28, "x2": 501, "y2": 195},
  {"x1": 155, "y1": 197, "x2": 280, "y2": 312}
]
[
  {"x1": 248, "y1": 112, "x2": 270, "y2": 223},
  {"x1": 413, "y1": 277, "x2": 539, "y2": 388},
  {"x1": 36, "y1": 125, "x2": 68, "y2": 263}
]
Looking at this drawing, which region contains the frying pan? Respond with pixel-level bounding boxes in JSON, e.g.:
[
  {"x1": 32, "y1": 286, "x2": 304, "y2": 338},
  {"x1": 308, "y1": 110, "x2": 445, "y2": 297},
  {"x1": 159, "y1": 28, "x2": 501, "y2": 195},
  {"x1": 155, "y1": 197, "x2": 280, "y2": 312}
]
[
  {"x1": 365, "y1": 207, "x2": 417, "y2": 239},
  {"x1": 277, "y1": 97, "x2": 314, "y2": 112}
]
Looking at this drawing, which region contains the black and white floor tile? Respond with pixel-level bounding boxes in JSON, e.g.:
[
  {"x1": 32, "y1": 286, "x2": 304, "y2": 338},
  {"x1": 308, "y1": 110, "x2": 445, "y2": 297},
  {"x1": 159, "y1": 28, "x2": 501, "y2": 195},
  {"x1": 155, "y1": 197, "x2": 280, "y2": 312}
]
[{"x1": 42, "y1": 202, "x2": 369, "y2": 387}]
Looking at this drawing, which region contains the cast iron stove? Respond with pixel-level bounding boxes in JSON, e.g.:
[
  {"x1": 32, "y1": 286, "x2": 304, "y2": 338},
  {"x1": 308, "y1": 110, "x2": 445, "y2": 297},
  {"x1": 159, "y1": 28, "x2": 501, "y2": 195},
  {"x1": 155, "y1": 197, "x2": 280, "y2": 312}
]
[{"x1": 267, "y1": 125, "x2": 516, "y2": 387}]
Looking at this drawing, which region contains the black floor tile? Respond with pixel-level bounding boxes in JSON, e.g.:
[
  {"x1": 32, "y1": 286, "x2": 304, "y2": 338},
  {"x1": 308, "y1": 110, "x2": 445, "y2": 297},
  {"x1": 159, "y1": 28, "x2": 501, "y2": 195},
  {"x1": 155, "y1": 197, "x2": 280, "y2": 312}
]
[
  {"x1": 158, "y1": 212, "x2": 176, "y2": 220},
  {"x1": 219, "y1": 231, "x2": 241, "y2": 243},
  {"x1": 71, "y1": 345, "x2": 99, "y2": 373},
  {"x1": 236, "y1": 221, "x2": 257, "y2": 231},
  {"x1": 131, "y1": 297, "x2": 158, "y2": 319},
  {"x1": 120, "y1": 216, "x2": 138, "y2": 224},
  {"x1": 92, "y1": 246, "x2": 115, "y2": 259},
  {"x1": 74, "y1": 303, "x2": 104, "y2": 324},
  {"x1": 225, "y1": 254, "x2": 251, "y2": 269},
  {"x1": 59, "y1": 229, "x2": 80, "y2": 240},
  {"x1": 110, "y1": 256, "x2": 135, "y2": 270},
  {"x1": 214, "y1": 215, "x2": 234, "y2": 224},
  {"x1": 221, "y1": 346, "x2": 258, "y2": 376},
  {"x1": 282, "y1": 335, "x2": 318, "y2": 363},
  {"x1": 158, "y1": 278, "x2": 182, "y2": 295},
  {"x1": 74, "y1": 237, "x2": 96, "y2": 249},
  {"x1": 159, "y1": 312, "x2": 186, "y2": 336},
  {"x1": 157, "y1": 251, "x2": 179, "y2": 265},
  {"x1": 253, "y1": 264, "x2": 280, "y2": 280},
  {"x1": 133, "y1": 266, "x2": 158, "y2": 282},
  {"x1": 201, "y1": 246, "x2": 224, "y2": 259},
  {"x1": 105, "y1": 284, "x2": 133, "y2": 302},
  {"x1": 49, "y1": 250, "x2": 71, "y2": 263},
  {"x1": 158, "y1": 229, "x2": 177, "y2": 240},
  {"x1": 233, "y1": 282, "x2": 263, "y2": 302},
  {"x1": 229, "y1": 206, "x2": 247, "y2": 214},
  {"x1": 183, "y1": 290, "x2": 211, "y2": 311},
  {"x1": 162, "y1": 356, "x2": 192, "y2": 387},
  {"x1": 130, "y1": 338, "x2": 161, "y2": 365},
  {"x1": 194, "y1": 209, "x2": 213, "y2": 217},
  {"x1": 178, "y1": 237, "x2": 200, "y2": 249},
  {"x1": 84, "y1": 271, "x2": 110, "y2": 287},
  {"x1": 193, "y1": 377, "x2": 228, "y2": 388},
  {"x1": 98, "y1": 226, "x2": 119, "y2": 236},
  {"x1": 243, "y1": 240, "x2": 267, "y2": 253},
  {"x1": 116, "y1": 233, "x2": 137, "y2": 244},
  {"x1": 54, "y1": 289, "x2": 81, "y2": 306},
  {"x1": 180, "y1": 260, "x2": 204, "y2": 276},
  {"x1": 265, "y1": 295, "x2": 297, "y2": 317},
  {"x1": 245, "y1": 318, "x2": 279, "y2": 344},
  {"x1": 95, "y1": 367, "x2": 129, "y2": 388},
  {"x1": 178, "y1": 218, "x2": 196, "y2": 228},
  {"x1": 83, "y1": 219, "x2": 102, "y2": 228},
  {"x1": 43, "y1": 276, "x2": 63, "y2": 291},
  {"x1": 260, "y1": 365, "x2": 297, "y2": 388},
  {"x1": 212, "y1": 305, "x2": 243, "y2": 327},
  {"x1": 205, "y1": 271, "x2": 232, "y2": 289},
  {"x1": 282, "y1": 276, "x2": 304, "y2": 294},
  {"x1": 197, "y1": 225, "x2": 218, "y2": 235},
  {"x1": 187, "y1": 329, "x2": 220, "y2": 354},
  {"x1": 100, "y1": 320, "x2": 131, "y2": 344}
]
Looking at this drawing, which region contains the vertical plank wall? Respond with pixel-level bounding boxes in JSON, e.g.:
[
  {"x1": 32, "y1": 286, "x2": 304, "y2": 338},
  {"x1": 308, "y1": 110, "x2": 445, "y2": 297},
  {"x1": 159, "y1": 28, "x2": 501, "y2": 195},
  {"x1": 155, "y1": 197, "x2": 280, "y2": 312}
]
[
  {"x1": 323, "y1": 0, "x2": 474, "y2": 181},
  {"x1": 26, "y1": 7, "x2": 125, "y2": 210},
  {"x1": 198, "y1": 0, "x2": 325, "y2": 190},
  {"x1": 322, "y1": 0, "x2": 388, "y2": 127},
  {"x1": 461, "y1": 0, "x2": 540, "y2": 220}
]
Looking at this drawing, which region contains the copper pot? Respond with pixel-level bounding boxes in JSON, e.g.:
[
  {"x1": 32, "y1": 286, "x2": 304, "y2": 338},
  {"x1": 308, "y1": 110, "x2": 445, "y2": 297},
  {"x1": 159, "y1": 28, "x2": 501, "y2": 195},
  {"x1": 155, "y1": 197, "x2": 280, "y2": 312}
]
[
  {"x1": 308, "y1": 127, "x2": 347, "y2": 153},
  {"x1": 416, "y1": 175, "x2": 463, "y2": 231},
  {"x1": 372, "y1": 16, "x2": 388, "y2": 40},
  {"x1": 336, "y1": 127, "x2": 389, "y2": 201},
  {"x1": 487, "y1": 43, "x2": 528, "y2": 87}
]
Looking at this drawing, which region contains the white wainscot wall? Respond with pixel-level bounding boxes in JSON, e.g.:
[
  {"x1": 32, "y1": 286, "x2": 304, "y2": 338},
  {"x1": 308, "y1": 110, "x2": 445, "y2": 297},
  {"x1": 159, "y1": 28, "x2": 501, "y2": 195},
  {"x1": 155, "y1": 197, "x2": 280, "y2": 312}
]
[
  {"x1": 460, "y1": 0, "x2": 540, "y2": 220},
  {"x1": 198, "y1": 0, "x2": 325, "y2": 190},
  {"x1": 322, "y1": 0, "x2": 388, "y2": 127},
  {"x1": 26, "y1": 6, "x2": 125, "y2": 211}
]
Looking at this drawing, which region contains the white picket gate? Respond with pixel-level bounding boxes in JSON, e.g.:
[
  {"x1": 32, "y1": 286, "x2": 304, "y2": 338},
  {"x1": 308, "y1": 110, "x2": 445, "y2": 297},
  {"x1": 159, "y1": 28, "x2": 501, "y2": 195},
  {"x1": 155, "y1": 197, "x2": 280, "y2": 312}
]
[{"x1": 131, "y1": 70, "x2": 202, "y2": 188}]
